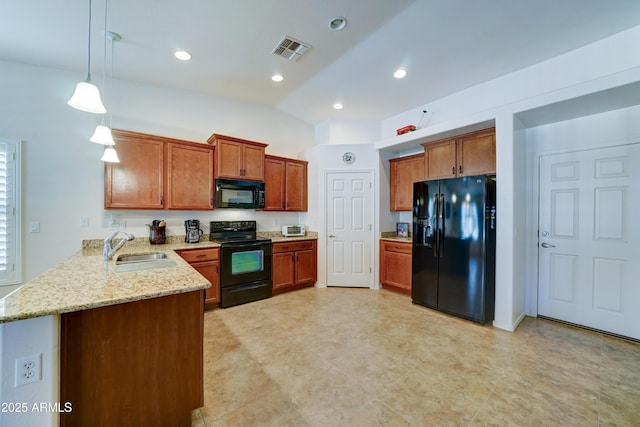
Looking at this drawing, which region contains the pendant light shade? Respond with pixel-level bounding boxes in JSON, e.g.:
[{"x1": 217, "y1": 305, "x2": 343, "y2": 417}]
[
  {"x1": 101, "y1": 146, "x2": 120, "y2": 163},
  {"x1": 90, "y1": 122, "x2": 115, "y2": 145},
  {"x1": 68, "y1": 0, "x2": 106, "y2": 114},
  {"x1": 68, "y1": 79, "x2": 106, "y2": 114}
]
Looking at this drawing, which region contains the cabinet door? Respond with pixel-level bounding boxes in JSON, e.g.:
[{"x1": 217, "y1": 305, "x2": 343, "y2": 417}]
[
  {"x1": 242, "y1": 144, "x2": 265, "y2": 181},
  {"x1": 380, "y1": 241, "x2": 412, "y2": 295},
  {"x1": 295, "y1": 249, "x2": 315, "y2": 285},
  {"x1": 166, "y1": 142, "x2": 214, "y2": 210},
  {"x1": 264, "y1": 157, "x2": 285, "y2": 210},
  {"x1": 272, "y1": 251, "x2": 295, "y2": 292},
  {"x1": 105, "y1": 132, "x2": 164, "y2": 209},
  {"x1": 285, "y1": 161, "x2": 307, "y2": 211},
  {"x1": 215, "y1": 139, "x2": 243, "y2": 179},
  {"x1": 424, "y1": 139, "x2": 457, "y2": 180},
  {"x1": 390, "y1": 154, "x2": 424, "y2": 211},
  {"x1": 192, "y1": 261, "x2": 220, "y2": 308},
  {"x1": 457, "y1": 130, "x2": 496, "y2": 176}
]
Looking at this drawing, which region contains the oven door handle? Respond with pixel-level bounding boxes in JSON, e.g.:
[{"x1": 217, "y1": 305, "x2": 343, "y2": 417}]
[
  {"x1": 225, "y1": 282, "x2": 271, "y2": 293},
  {"x1": 222, "y1": 240, "x2": 272, "y2": 249}
]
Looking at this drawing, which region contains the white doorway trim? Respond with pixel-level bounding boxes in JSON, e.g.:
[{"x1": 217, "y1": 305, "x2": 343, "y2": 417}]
[
  {"x1": 526, "y1": 138, "x2": 640, "y2": 318},
  {"x1": 321, "y1": 168, "x2": 376, "y2": 289}
]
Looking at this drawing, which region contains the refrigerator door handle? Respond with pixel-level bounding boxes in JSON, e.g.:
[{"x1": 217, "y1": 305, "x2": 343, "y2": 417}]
[
  {"x1": 439, "y1": 193, "x2": 445, "y2": 258},
  {"x1": 433, "y1": 194, "x2": 439, "y2": 256}
]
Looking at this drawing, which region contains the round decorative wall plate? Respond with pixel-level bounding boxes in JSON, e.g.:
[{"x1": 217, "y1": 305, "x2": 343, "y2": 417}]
[{"x1": 342, "y1": 152, "x2": 356, "y2": 164}]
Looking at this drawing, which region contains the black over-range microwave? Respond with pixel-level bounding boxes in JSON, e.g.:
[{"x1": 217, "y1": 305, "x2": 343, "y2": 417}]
[{"x1": 214, "y1": 178, "x2": 265, "y2": 209}]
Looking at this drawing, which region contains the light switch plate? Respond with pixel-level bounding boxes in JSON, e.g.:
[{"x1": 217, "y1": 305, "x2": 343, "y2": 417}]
[{"x1": 29, "y1": 222, "x2": 40, "y2": 233}]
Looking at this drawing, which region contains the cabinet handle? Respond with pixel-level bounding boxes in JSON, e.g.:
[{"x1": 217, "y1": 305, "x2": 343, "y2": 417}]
[
  {"x1": 160, "y1": 196, "x2": 163, "y2": 205},
  {"x1": 452, "y1": 166, "x2": 455, "y2": 175},
  {"x1": 459, "y1": 165, "x2": 462, "y2": 174},
  {"x1": 196, "y1": 254, "x2": 207, "y2": 258}
]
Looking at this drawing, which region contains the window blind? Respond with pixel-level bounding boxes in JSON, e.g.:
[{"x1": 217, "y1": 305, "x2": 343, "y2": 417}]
[{"x1": 0, "y1": 140, "x2": 19, "y2": 285}]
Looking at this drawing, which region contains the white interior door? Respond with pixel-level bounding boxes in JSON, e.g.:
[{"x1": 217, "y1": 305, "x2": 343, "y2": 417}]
[
  {"x1": 538, "y1": 143, "x2": 640, "y2": 339},
  {"x1": 326, "y1": 171, "x2": 373, "y2": 287}
]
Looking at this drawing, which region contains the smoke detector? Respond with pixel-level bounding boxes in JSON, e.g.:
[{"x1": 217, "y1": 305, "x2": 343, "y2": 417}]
[{"x1": 272, "y1": 36, "x2": 311, "y2": 61}]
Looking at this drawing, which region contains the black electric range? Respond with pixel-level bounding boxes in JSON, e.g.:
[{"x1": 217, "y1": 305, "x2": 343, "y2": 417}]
[{"x1": 209, "y1": 221, "x2": 272, "y2": 308}]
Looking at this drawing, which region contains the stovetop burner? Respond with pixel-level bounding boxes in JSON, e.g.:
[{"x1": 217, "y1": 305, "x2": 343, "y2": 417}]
[{"x1": 209, "y1": 220, "x2": 271, "y2": 244}]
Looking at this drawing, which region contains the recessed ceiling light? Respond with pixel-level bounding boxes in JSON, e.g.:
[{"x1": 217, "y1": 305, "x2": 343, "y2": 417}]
[
  {"x1": 174, "y1": 50, "x2": 191, "y2": 61},
  {"x1": 393, "y1": 68, "x2": 407, "y2": 79},
  {"x1": 333, "y1": 103, "x2": 343, "y2": 110},
  {"x1": 271, "y1": 74, "x2": 284, "y2": 82},
  {"x1": 328, "y1": 16, "x2": 347, "y2": 31}
]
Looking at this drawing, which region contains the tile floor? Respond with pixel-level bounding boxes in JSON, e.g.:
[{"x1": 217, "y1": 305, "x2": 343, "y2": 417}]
[{"x1": 191, "y1": 287, "x2": 640, "y2": 426}]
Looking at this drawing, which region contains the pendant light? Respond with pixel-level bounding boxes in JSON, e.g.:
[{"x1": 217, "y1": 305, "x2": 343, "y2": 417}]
[
  {"x1": 68, "y1": 0, "x2": 106, "y2": 114},
  {"x1": 100, "y1": 30, "x2": 121, "y2": 163},
  {"x1": 91, "y1": 0, "x2": 117, "y2": 145},
  {"x1": 100, "y1": 146, "x2": 120, "y2": 163}
]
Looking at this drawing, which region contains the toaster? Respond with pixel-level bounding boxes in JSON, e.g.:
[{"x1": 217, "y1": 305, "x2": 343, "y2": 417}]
[{"x1": 282, "y1": 225, "x2": 306, "y2": 237}]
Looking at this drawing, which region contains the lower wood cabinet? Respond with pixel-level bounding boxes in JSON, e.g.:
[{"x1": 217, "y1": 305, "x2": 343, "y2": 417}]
[
  {"x1": 177, "y1": 247, "x2": 220, "y2": 310},
  {"x1": 60, "y1": 290, "x2": 204, "y2": 427},
  {"x1": 380, "y1": 240, "x2": 412, "y2": 296},
  {"x1": 272, "y1": 240, "x2": 316, "y2": 294}
]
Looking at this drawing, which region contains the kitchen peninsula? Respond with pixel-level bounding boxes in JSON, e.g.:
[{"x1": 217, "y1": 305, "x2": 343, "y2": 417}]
[{"x1": 0, "y1": 238, "x2": 214, "y2": 426}]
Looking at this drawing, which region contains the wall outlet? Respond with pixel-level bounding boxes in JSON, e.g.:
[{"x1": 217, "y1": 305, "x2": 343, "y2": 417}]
[
  {"x1": 29, "y1": 222, "x2": 40, "y2": 233},
  {"x1": 15, "y1": 353, "x2": 42, "y2": 387},
  {"x1": 80, "y1": 216, "x2": 90, "y2": 227},
  {"x1": 110, "y1": 220, "x2": 126, "y2": 230}
]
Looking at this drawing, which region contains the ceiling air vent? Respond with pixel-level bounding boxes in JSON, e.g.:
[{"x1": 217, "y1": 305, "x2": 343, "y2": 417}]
[{"x1": 272, "y1": 36, "x2": 311, "y2": 61}]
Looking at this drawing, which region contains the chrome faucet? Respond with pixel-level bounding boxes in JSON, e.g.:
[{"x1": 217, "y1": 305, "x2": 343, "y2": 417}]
[{"x1": 103, "y1": 231, "x2": 135, "y2": 260}]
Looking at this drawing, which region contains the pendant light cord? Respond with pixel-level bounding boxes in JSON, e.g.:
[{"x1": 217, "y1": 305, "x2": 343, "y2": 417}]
[
  {"x1": 86, "y1": 0, "x2": 93, "y2": 81},
  {"x1": 101, "y1": 0, "x2": 108, "y2": 124}
]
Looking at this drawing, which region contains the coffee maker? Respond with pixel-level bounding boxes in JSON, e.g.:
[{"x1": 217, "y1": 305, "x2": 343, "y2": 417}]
[{"x1": 184, "y1": 220, "x2": 203, "y2": 243}]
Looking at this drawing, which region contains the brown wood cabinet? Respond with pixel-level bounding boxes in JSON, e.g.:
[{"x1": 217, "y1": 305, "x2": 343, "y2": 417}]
[
  {"x1": 389, "y1": 153, "x2": 424, "y2": 211},
  {"x1": 166, "y1": 142, "x2": 214, "y2": 210},
  {"x1": 60, "y1": 290, "x2": 204, "y2": 427},
  {"x1": 207, "y1": 134, "x2": 267, "y2": 181},
  {"x1": 272, "y1": 240, "x2": 316, "y2": 294},
  {"x1": 177, "y1": 247, "x2": 220, "y2": 310},
  {"x1": 105, "y1": 130, "x2": 164, "y2": 209},
  {"x1": 105, "y1": 129, "x2": 214, "y2": 210},
  {"x1": 380, "y1": 240, "x2": 412, "y2": 296},
  {"x1": 422, "y1": 128, "x2": 496, "y2": 180},
  {"x1": 264, "y1": 155, "x2": 308, "y2": 211}
]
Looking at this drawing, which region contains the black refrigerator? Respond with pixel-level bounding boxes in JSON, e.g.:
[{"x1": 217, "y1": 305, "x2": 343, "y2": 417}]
[{"x1": 412, "y1": 175, "x2": 496, "y2": 323}]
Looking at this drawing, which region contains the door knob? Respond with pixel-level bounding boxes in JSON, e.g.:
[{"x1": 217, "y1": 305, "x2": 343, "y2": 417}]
[
  {"x1": 328, "y1": 234, "x2": 336, "y2": 238},
  {"x1": 541, "y1": 242, "x2": 556, "y2": 248}
]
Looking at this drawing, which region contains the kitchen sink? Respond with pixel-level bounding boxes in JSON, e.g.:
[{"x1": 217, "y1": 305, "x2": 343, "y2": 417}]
[
  {"x1": 115, "y1": 252, "x2": 169, "y2": 264},
  {"x1": 114, "y1": 252, "x2": 176, "y2": 272}
]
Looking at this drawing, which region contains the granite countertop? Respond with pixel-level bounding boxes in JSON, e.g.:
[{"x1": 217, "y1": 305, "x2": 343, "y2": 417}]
[
  {"x1": 260, "y1": 231, "x2": 318, "y2": 242},
  {"x1": 0, "y1": 232, "x2": 319, "y2": 324},
  {"x1": 0, "y1": 238, "x2": 213, "y2": 324},
  {"x1": 380, "y1": 231, "x2": 412, "y2": 243}
]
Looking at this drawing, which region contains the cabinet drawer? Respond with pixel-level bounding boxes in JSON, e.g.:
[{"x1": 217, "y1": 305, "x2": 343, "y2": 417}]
[
  {"x1": 382, "y1": 241, "x2": 412, "y2": 254},
  {"x1": 272, "y1": 240, "x2": 314, "y2": 253},
  {"x1": 177, "y1": 248, "x2": 219, "y2": 263}
]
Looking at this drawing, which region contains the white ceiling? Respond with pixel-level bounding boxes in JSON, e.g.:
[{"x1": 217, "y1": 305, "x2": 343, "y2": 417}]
[{"x1": 2, "y1": 0, "x2": 640, "y2": 125}]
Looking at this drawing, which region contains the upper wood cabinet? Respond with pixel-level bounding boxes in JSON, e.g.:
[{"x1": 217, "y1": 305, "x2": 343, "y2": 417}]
[
  {"x1": 105, "y1": 129, "x2": 214, "y2": 210},
  {"x1": 207, "y1": 134, "x2": 267, "y2": 181},
  {"x1": 389, "y1": 153, "x2": 424, "y2": 211},
  {"x1": 166, "y1": 142, "x2": 213, "y2": 210},
  {"x1": 422, "y1": 128, "x2": 495, "y2": 180},
  {"x1": 264, "y1": 155, "x2": 308, "y2": 211},
  {"x1": 105, "y1": 130, "x2": 165, "y2": 209}
]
